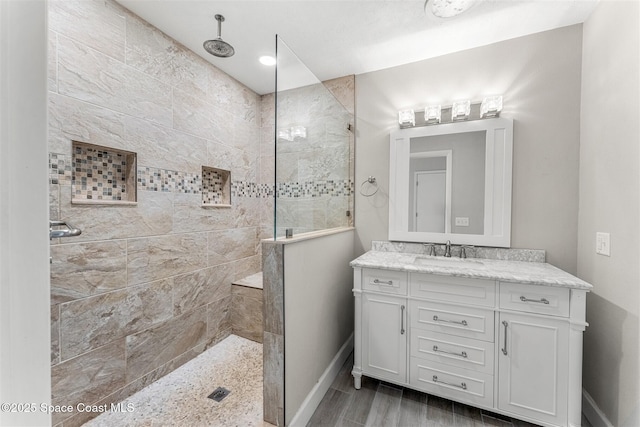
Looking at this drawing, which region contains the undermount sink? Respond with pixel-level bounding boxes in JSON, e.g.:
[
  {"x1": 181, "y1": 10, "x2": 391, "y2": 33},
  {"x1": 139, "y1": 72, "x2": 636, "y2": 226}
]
[{"x1": 413, "y1": 256, "x2": 485, "y2": 268}]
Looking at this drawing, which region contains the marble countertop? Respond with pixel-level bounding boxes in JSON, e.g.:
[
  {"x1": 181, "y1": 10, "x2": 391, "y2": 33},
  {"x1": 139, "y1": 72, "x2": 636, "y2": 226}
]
[{"x1": 350, "y1": 251, "x2": 593, "y2": 290}]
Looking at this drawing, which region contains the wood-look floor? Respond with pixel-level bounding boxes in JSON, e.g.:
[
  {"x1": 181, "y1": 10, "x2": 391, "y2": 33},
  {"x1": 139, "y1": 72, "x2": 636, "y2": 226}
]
[{"x1": 307, "y1": 353, "x2": 593, "y2": 427}]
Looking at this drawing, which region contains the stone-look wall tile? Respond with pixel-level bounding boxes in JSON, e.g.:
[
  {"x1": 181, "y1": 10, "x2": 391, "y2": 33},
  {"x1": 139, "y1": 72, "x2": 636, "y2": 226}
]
[
  {"x1": 48, "y1": 93, "x2": 127, "y2": 155},
  {"x1": 48, "y1": 31, "x2": 58, "y2": 92},
  {"x1": 231, "y1": 285, "x2": 263, "y2": 343},
  {"x1": 206, "y1": 139, "x2": 257, "y2": 183},
  {"x1": 50, "y1": 183, "x2": 60, "y2": 225},
  {"x1": 260, "y1": 154, "x2": 275, "y2": 187},
  {"x1": 50, "y1": 240, "x2": 127, "y2": 305},
  {"x1": 230, "y1": 255, "x2": 262, "y2": 283},
  {"x1": 123, "y1": 115, "x2": 207, "y2": 175},
  {"x1": 51, "y1": 305, "x2": 60, "y2": 366},
  {"x1": 262, "y1": 242, "x2": 283, "y2": 336},
  {"x1": 233, "y1": 115, "x2": 260, "y2": 156},
  {"x1": 207, "y1": 296, "x2": 232, "y2": 345},
  {"x1": 234, "y1": 197, "x2": 261, "y2": 228},
  {"x1": 60, "y1": 280, "x2": 173, "y2": 360},
  {"x1": 323, "y1": 75, "x2": 355, "y2": 116},
  {"x1": 172, "y1": 264, "x2": 233, "y2": 316},
  {"x1": 126, "y1": 306, "x2": 208, "y2": 383},
  {"x1": 261, "y1": 93, "x2": 275, "y2": 128},
  {"x1": 59, "y1": 189, "x2": 173, "y2": 243},
  {"x1": 208, "y1": 227, "x2": 258, "y2": 266},
  {"x1": 263, "y1": 331, "x2": 284, "y2": 426},
  {"x1": 261, "y1": 198, "x2": 275, "y2": 233},
  {"x1": 127, "y1": 233, "x2": 208, "y2": 286},
  {"x1": 49, "y1": 0, "x2": 126, "y2": 62},
  {"x1": 328, "y1": 196, "x2": 351, "y2": 229},
  {"x1": 173, "y1": 88, "x2": 234, "y2": 145},
  {"x1": 51, "y1": 340, "x2": 126, "y2": 425},
  {"x1": 57, "y1": 35, "x2": 172, "y2": 126},
  {"x1": 206, "y1": 67, "x2": 237, "y2": 109},
  {"x1": 172, "y1": 193, "x2": 235, "y2": 233},
  {"x1": 124, "y1": 13, "x2": 208, "y2": 98}
]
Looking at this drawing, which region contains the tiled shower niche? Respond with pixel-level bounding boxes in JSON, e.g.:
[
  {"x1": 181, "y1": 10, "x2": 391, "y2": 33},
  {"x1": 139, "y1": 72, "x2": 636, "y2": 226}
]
[
  {"x1": 202, "y1": 166, "x2": 231, "y2": 207},
  {"x1": 71, "y1": 141, "x2": 137, "y2": 205}
]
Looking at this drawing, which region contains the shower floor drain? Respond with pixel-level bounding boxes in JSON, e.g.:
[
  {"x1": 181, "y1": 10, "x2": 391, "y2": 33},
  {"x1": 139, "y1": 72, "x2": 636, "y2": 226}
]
[{"x1": 208, "y1": 387, "x2": 231, "y2": 402}]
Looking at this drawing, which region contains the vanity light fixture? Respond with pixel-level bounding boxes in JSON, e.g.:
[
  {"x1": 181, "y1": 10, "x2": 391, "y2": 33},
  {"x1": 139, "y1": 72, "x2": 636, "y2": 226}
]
[
  {"x1": 424, "y1": 105, "x2": 442, "y2": 124},
  {"x1": 451, "y1": 100, "x2": 471, "y2": 121},
  {"x1": 398, "y1": 109, "x2": 416, "y2": 127},
  {"x1": 398, "y1": 95, "x2": 503, "y2": 128},
  {"x1": 480, "y1": 95, "x2": 503, "y2": 118}
]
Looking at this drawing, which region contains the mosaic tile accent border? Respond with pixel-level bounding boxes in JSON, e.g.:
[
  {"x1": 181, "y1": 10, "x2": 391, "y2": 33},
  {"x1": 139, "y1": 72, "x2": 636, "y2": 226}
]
[
  {"x1": 49, "y1": 153, "x2": 353, "y2": 199},
  {"x1": 276, "y1": 180, "x2": 354, "y2": 198},
  {"x1": 49, "y1": 153, "x2": 73, "y2": 185},
  {"x1": 137, "y1": 166, "x2": 200, "y2": 193},
  {"x1": 70, "y1": 142, "x2": 136, "y2": 203}
]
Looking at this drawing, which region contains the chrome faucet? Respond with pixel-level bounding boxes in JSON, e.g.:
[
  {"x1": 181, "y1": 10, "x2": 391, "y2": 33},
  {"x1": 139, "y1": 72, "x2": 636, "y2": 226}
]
[
  {"x1": 444, "y1": 240, "x2": 452, "y2": 257},
  {"x1": 423, "y1": 243, "x2": 436, "y2": 256}
]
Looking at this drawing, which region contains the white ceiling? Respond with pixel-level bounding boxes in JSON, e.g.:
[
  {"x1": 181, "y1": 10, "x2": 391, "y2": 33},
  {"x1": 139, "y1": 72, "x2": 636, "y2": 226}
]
[{"x1": 116, "y1": 0, "x2": 599, "y2": 95}]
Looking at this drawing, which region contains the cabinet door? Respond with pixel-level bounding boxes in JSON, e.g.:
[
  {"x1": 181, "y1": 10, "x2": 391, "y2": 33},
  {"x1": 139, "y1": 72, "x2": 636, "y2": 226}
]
[
  {"x1": 362, "y1": 293, "x2": 407, "y2": 383},
  {"x1": 498, "y1": 312, "x2": 569, "y2": 426}
]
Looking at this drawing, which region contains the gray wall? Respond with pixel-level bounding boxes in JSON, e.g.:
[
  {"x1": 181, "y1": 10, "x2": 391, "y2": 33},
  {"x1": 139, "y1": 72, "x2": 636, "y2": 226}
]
[
  {"x1": 578, "y1": 1, "x2": 640, "y2": 426},
  {"x1": 284, "y1": 230, "x2": 355, "y2": 424},
  {"x1": 355, "y1": 25, "x2": 583, "y2": 273}
]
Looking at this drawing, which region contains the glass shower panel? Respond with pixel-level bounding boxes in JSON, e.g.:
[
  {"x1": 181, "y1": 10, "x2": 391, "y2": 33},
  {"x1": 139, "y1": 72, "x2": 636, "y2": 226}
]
[{"x1": 275, "y1": 36, "x2": 353, "y2": 238}]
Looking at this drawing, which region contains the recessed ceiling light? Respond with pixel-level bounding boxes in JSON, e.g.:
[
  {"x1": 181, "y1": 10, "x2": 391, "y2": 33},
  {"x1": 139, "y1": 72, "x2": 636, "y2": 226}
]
[
  {"x1": 425, "y1": 0, "x2": 476, "y2": 18},
  {"x1": 259, "y1": 55, "x2": 276, "y2": 66}
]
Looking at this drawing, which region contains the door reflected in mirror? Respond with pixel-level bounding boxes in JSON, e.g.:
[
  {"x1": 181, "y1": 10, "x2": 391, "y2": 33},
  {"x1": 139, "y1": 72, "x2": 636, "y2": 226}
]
[{"x1": 409, "y1": 132, "x2": 485, "y2": 235}]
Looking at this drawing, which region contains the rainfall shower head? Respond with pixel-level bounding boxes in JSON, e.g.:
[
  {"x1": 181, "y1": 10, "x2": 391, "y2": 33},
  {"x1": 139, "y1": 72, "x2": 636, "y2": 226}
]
[{"x1": 203, "y1": 14, "x2": 235, "y2": 58}]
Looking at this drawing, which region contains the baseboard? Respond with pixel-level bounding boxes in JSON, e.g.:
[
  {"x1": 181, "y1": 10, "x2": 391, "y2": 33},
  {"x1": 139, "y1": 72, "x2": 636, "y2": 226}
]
[
  {"x1": 583, "y1": 388, "x2": 614, "y2": 427},
  {"x1": 289, "y1": 333, "x2": 354, "y2": 427}
]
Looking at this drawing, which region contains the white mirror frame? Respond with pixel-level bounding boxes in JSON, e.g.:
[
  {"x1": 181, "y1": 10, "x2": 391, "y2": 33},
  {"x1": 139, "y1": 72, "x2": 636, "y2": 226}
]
[{"x1": 389, "y1": 117, "x2": 513, "y2": 247}]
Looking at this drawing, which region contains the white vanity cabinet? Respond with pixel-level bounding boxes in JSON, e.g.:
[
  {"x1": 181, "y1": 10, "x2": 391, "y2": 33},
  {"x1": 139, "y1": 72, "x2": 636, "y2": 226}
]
[
  {"x1": 357, "y1": 269, "x2": 408, "y2": 386},
  {"x1": 352, "y1": 266, "x2": 588, "y2": 427}
]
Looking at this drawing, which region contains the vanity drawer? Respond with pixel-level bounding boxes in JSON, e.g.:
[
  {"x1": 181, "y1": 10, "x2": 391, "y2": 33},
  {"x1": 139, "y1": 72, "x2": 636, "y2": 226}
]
[
  {"x1": 362, "y1": 269, "x2": 407, "y2": 295},
  {"x1": 410, "y1": 300, "x2": 494, "y2": 342},
  {"x1": 409, "y1": 273, "x2": 496, "y2": 307},
  {"x1": 411, "y1": 330, "x2": 494, "y2": 374},
  {"x1": 499, "y1": 282, "x2": 569, "y2": 317},
  {"x1": 410, "y1": 358, "x2": 494, "y2": 408}
]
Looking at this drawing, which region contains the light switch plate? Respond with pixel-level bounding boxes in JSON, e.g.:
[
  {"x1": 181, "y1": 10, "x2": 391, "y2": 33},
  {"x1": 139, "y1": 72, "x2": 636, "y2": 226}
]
[{"x1": 596, "y1": 232, "x2": 610, "y2": 256}]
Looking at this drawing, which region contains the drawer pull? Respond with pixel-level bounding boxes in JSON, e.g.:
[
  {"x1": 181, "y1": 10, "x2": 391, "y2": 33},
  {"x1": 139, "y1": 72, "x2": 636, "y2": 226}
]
[
  {"x1": 401, "y1": 305, "x2": 405, "y2": 335},
  {"x1": 432, "y1": 315, "x2": 468, "y2": 326},
  {"x1": 520, "y1": 296, "x2": 550, "y2": 304},
  {"x1": 432, "y1": 375, "x2": 467, "y2": 390},
  {"x1": 433, "y1": 345, "x2": 467, "y2": 359},
  {"x1": 373, "y1": 279, "x2": 394, "y2": 286},
  {"x1": 502, "y1": 320, "x2": 508, "y2": 355}
]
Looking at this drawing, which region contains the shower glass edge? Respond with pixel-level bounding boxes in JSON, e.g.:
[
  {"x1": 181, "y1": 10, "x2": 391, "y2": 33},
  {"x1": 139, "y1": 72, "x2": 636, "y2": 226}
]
[{"x1": 274, "y1": 35, "x2": 353, "y2": 240}]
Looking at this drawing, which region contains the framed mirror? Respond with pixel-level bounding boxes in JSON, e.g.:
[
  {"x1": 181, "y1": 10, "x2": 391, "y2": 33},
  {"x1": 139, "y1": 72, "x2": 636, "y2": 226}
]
[{"x1": 389, "y1": 118, "x2": 513, "y2": 247}]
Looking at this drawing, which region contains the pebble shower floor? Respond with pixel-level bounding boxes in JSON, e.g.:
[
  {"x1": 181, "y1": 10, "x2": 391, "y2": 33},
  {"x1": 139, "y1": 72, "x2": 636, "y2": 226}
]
[{"x1": 84, "y1": 335, "x2": 270, "y2": 427}]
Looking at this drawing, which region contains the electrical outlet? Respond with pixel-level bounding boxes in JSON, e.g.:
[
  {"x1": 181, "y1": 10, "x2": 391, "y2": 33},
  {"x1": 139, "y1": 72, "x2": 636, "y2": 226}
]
[
  {"x1": 455, "y1": 217, "x2": 469, "y2": 227},
  {"x1": 596, "y1": 232, "x2": 610, "y2": 256}
]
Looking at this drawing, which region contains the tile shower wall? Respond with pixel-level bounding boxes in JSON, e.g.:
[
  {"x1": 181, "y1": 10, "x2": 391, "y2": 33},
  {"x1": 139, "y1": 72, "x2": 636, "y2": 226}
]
[
  {"x1": 267, "y1": 76, "x2": 355, "y2": 237},
  {"x1": 47, "y1": 1, "x2": 263, "y2": 425}
]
